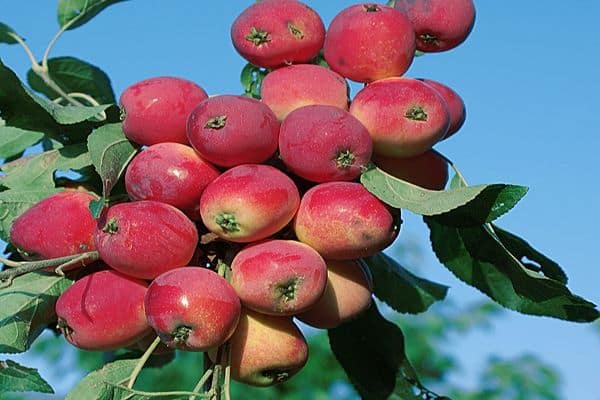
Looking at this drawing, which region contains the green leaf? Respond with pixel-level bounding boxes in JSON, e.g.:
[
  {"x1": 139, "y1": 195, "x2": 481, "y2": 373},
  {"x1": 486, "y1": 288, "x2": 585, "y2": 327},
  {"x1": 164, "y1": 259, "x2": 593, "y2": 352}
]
[
  {"x1": 0, "y1": 359, "x2": 54, "y2": 394},
  {"x1": 58, "y1": 0, "x2": 130, "y2": 30},
  {"x1": 492, "y1": 225, "x2": 568, "y2": 284},
  {"x1": 0, "y1": 143, "x2": 92, "y2": 190},
  {"x1": 424, "y1": 217, "x2": 599, "y2": 322},
  {"x1": 329, "y1": 303, "x2": 444, "y2": 400},
  {"x1": 89, "y1": 197, "x2": 106, "y2": 218},
  {"x1": 362, "y1": 252, "x2": 449, "y2": 314},
  {"x1": 0, "y1": 127, "x2": 44, "y2": 159},
  {"x1": 0, "y1": 272, "x2": 72, "y2": 353},
  {"x1": 0, "y1": 23, "x2": 19, "y2": 44},
  {"x1": 361, "y1": 167, "x2": 527, "y2": 225},
  {"x1": 27, "y1": 56, "x2": 116, "y2": 104},
  {"x1": 87, "y1": 123, "x2": 138, "y2": 197},
  {"x1": 65, "y1": 358, "x2": 138, "y2": 400},
  {"x1": 0, "y1": 188, "x2": 62, "y2": 241}
]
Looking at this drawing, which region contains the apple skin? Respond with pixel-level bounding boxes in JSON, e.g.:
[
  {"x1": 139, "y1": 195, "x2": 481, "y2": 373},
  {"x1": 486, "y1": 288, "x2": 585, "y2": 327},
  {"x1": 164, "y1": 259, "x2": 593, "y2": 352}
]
[
  {"x1": 279, "y1": 105, "x2": 373, "y2": 183},
  {"x1": 124, "y1": 142, "x2": 220, "y2": 220},
  {"x1": 261, "y1": 64, "x2": 349, "y2": 121},
  {"x1": 55, "y1": 270, "x2": 151, "y2": 351},
  {"x1": 418, "y1": 78, "x2": 466, "y2": 139},
  {"x1": 144, "y1": 267, "x2": 241, "y2": 351},
  {"x1": 119, "y1": 76, "x2": 208, "y2": 145},
  {"x1": 209, "y1": 309, "x2": 308, "y2": 387},
  {"x1": 94, "y1": 201, "x2": 198, "y2": 279},
  {"x1": 231, "y1": 240, "x2": 327, "y2": 315},
  {"x1": 324, "y1": 4, "x2": 415, "y2": 83},
  {"x1": 294, "y1": 182, "x2": 400, "y2": 259},
  {"x1": 10, "y1": 191, "x2": 97, "y2": 260},
  {"x1": 350, "y1": 77, "x2": 450, "y2": 158},
  {"x1": 297, "y1": 259, "x2": 373, "y2": 329},
  {"x1": 186, "y1": 95, "x2": 279, "y2": 168},
  {"x1": 373, "y1": 150, "x2": 449, "y2": 191},
  {"x1": 230, "y1": 0, "x2": 325, "y2": 69},
  {"x1": 395, "y1": 0, "x2": 476, "y2": 53},
  {"x1": 200, "y1": 164, "x2": 300, "y2": 243}
]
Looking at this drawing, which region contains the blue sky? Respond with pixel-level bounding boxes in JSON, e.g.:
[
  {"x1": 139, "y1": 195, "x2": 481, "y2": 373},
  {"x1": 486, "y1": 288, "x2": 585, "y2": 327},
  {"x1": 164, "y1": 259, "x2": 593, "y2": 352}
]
[{"x1": 2, "y1": 1, "x2": 600, "y2": 398}]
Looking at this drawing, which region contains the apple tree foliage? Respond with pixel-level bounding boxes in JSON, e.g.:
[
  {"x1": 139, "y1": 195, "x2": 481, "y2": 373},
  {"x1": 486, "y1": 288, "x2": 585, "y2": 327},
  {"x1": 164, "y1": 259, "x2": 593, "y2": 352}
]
[{"x1": 0, "y1": 1, "x2": 598, "y2": 399}]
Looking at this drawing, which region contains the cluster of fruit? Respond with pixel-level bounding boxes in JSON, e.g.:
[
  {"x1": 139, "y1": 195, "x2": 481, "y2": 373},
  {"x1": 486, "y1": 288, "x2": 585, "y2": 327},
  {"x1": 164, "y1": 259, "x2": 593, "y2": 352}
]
[{"x1": 7, "y1": 0, "x2": 474, "y2": 388}]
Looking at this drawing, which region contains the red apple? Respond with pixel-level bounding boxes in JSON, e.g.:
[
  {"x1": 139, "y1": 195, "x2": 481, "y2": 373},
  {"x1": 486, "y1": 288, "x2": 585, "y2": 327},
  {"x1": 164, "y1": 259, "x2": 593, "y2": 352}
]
[
  {"x1": 297, "y1": 259, "x2": 373, "y2": 329},
  {"x1": 373, "y1": 150, "x2": 449, "y2": 190},
  {"x1": 418, "y1": 78, "x2": 466, "y2": 139},
  {"x1": 261, "y1": 64, "x2": 349, "y2": 121},
  {"x1": 56, "y1": 270, "x2": 150, "y2": 351},
  {"x1": 395, "y1": 0, "x2": 476, "y2": 52},
  {"x1": 186, "y1": 95, "x2": 279, "y2": 168},
  {"x1": 124, "y1": 142, "x2": 220, "y2": 219},
  {"x1": 350, "y1": 77, "x2": 450, "y2": 157},
  {"x1": 279, "y1": 105, "x2": 372, "y2": 183},
  {"x1": 324, "y1": 4, "x2": 415, "y2": 83},
  {"x1": 10, "y1": 191, "x2": 97, "y2": 260},
  {"x1": 200, "y1": 164, "x2": 300, "y2": 243},
  {"x1": 294, "y1": 182, "x2": 400, "y2": 259},
  {"x1": 94, "y1": 201, "x2": 198, "y2": 279},
  {"x1": 120, "y1": 76, "x2": 208, "y2": 145},
  {"x1": 231, "y1": 240, "x2": 327, "y2": 315},
  {"x1": 144, "y1": 267, "x2": 241, "y2": 351},
  {"x1": 209, "y1": 309, "x2": 308, "y2": 386}
]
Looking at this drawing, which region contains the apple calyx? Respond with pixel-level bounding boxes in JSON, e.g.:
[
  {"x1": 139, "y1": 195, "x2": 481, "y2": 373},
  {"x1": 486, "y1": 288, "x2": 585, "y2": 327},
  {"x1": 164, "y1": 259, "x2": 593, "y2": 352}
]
[
  {"x1": 420, "y1": 32, "x2": 440, "y2": 45},
  {"x1": 405, "y1": 105, "x2": 428, "y2": 121},
  {"x1": 275, "y1": 277, "x2": 303, "y2": 302},
  {"x1": 102, "y1": 218, "x2": 119, "y2": 234},
  {"x1": 335, "y1": 149, "x2": 356, "y2": 168},
  {"x1": 287, "y1": 23, "x2": 304, "y2": 39},
  {"x1": 171, "y1": 325, "x2": 193, "y2": 346},
  {"x1": 246, "y1": 27, "x2": 271, "y2": 46},
  {"x1": 215, "y1": 213, "x2": 241, "y2": 233},
  {"x1": 262, "y1": 369, "x2": 291, "y2": 384},
  {"x1": 363, "y1": 4, "x2": 380, "y2": 12},
  {"x1": 204, "y1": 115, "x2": 227, "y2": 129},
  {"x1": 57, "y1": 318, "x2": 74, "y2": 337}
]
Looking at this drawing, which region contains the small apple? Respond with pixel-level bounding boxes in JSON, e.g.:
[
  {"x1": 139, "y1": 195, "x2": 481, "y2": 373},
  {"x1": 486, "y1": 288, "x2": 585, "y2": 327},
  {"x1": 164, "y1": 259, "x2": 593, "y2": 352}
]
[{"x1": 373, "y1": 150, "x2": 449, "y2": 191}]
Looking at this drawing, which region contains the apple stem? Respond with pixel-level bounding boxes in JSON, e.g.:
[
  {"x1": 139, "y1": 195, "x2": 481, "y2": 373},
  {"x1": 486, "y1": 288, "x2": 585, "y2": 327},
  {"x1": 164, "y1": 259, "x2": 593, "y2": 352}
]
[
  {"x1": 0, "y1": 251, "x2": 100, "y2": 288},
  {"x1": 209, "y1": 346, "x2": 224, "y2": 400},
  {"x1": 127, "y1": 336, "x2": 162, "y2": 389},
  {"x1": 189, "y1": 368, "x2": 213, "y2": 400}
]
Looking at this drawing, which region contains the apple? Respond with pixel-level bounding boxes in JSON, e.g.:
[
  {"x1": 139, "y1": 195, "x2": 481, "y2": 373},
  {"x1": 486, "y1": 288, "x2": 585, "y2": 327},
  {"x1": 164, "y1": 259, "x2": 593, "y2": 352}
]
[
  {"x1": 231, "y1": 239, "x2": 327, "y2": 315},
  {"x1": 209, "y1": 309, "x2": 308, "y2": 386},
  {"x1": 186, "y1": 95, "x2": 279, "y2": 168},
  {"x1": 56, "y1": 270, "x2": 151, "y2": 351},
  {"x1": 350, "y1": 77, "x2": 450, "y2": 157},
  {"x1": 395, "y1": 0, "x2": 476, "y2": 52},
  {"x1": 119, "y1": 76, "x2": 208, "y2": 145},
  {"x1": 297, "y1": 259, "x2": 373, "y2": 329},
  {"x1": 260, "y1": 64, "x2": 349, "y2": 121},
  {"x1": 418, "y1": 78, "x2": 466, "y2": 139},
  {"x1": 144, "y1": 267, "x2": 241, "y2": 351},
  {"x1": 124, "y1": 142, "x2": 220, "y2": 220},
  {"x1": 10, "y1": 191, "x2": 97, "y2": 260},
  {"x1": 230, "y1": 0, "x2": 325, "y2": 68},
  {"x1": 294, "y1": 182, "x2": 400, "y2": 259},
  {"x1": 324, "y1": 3, "x2": 415, "y2": 83},
  {"x1": 279, "y1": 105, "x2": 373, "y2": 183},
  {"x1": 200, "y1": 164, "x2": 300, "y2": 243},
  {"x1": 372, "y1": 150, "x2": 449, "y2": 191},
  {"x1": 94, "y1": 200, "x2": 198, "y2": 279}
]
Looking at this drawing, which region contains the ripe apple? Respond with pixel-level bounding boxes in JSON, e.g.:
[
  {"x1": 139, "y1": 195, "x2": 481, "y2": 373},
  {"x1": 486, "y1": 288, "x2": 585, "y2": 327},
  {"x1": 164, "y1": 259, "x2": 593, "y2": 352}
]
[
  {"x1": 124, "y1": 142, "x2": 220, "y2": 220},
  {"x1": 279, "y1": 105, "x2": 372, "y2": 183},
  {"x1": 186, "y1": 95, "x2": 279, "y2": 167},
  {"x1": 200, "y1": 164, "x2": 300, "y2": 243},
  {"x1": 260, "y1": 64, "x2": 349, "y2": 121},
  {"x1": 55, "y1": 270, "x2": 151, "y2": 351},
  {"x1": 209, "y1": 309, "x2": 308, "y2": 386},
  {"x1": 324, "y1": 3, "x2": 415, "y2": 83},
  {"x1": 294, "y1": 182, "x2": 400, "y2": 259},
  {"x1": 373, "y1": 150, "x2": 449, "y2": 191},
  {"x1": 10, "y1": 191, "x2": 97, "y2": 260},
  {"x1": 297, "y1": 259, "x2": 373, "y2": 329},
  {"x1": 231, "y1": 239, "x2": 327, "y2": 315},
  {"x1": 144, "y1": 267, "x2": 241, "y2": 351},
  {"x1": 94, "y1": 201, "x2": 198, "y2": 279},
  {"x1": 231, "y1": 0, "x2": 325, "y2": 68},
  {"x1": 418, "y1": 78, "x2": 466, "y2": 139},
  {"x1": 350, "y1": 77, "x2": 450, "y2": 157},
  {"x1": 395, "y1": 0, "x2": 476, "y2": 52},
  {"x1": 119, "y1": 76, "x2": 208, "y2": 145}
]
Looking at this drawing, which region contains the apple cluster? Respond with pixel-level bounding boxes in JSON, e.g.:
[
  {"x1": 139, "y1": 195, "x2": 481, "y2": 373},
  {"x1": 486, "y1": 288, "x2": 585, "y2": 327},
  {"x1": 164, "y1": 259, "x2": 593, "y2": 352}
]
[{"x1": 7, "y1": 0, "x2": 474, "y2": 389}]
